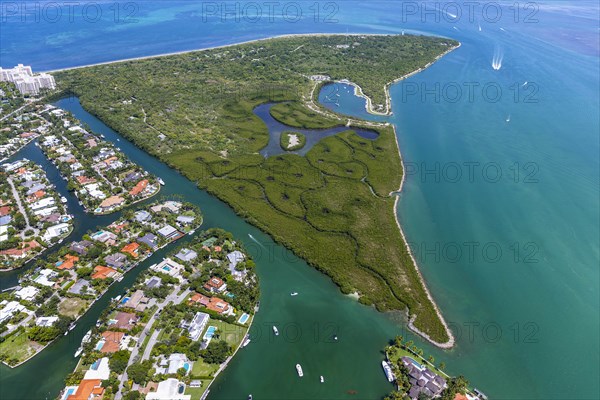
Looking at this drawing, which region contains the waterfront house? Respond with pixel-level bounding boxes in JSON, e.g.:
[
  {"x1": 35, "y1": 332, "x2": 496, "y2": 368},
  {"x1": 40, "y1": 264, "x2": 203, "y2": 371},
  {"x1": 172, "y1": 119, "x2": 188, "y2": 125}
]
[
  {"x1": 36, "y1": 315, "x2": 59, "y2": 327},
  {"x1": 204, "y1": 276, "x2": 227, "y2": 293},
  {"x1": 99, "y1": 331, "x2": 125, "y2": 353},
  {"x1": 180, "y1": 311, "x2": 210, "y2": 341},
  {"x1": 122, "y1": 289, "x2": 150, "y2": 312},
  {"x1": 145, "y1": 378, "x2": 191, "y2": 400},
  {"x1": 401, "y1": 356, "x2": 447, "y2": 399},
  {"x1": 129, "y1": 179, "x2": 149, "y2": 196},
  {"x1": 91, "y1": 265, "x2": 118, "y2": 280},
  {"x1": 157, "y1": 224, "x2": 180, "y2": 241},
  {"x1": 137, "y1": 233, "x2": 159, "y2": 250},
  {"x1": 14, "y1": 286, "x2": 39, "y2": 301},
  {"x1": 99, "y1": 195, "x2": 125, "y2": 211},
  {"x1": 121, "y1": 242, "x2": 140, "y2": 258},
  {"x1": 84, "y1": 357, "x2": 111, "y2": 380},
  {"x1": 0, "y1": 300, "x2": 27, "y2": 324},
  {"x1": 66, "y1": 379, "x2": 104, "y2": 400},
  {"x1": 105, "y1": 253, "x2": 127, "y2": 269},
  {"x1": 155, "y1": 353, "x2": 192, "y2": 375},
  {"x1": 176, "y1": 215, "x2": 195, "y2": 225},
  {"x1": 111, "y1": 311, "x2": 138, "y2": 331}
]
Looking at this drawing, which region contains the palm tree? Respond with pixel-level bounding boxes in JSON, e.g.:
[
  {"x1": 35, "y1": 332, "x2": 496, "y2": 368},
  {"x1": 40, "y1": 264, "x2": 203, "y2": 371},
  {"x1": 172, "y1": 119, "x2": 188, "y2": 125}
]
[
  {"x1": 428, "y1": 355, "x2": 435, "y2": 364},
  {"x1": 439, "y1": 362, "x2": 446, "y2": 371}
]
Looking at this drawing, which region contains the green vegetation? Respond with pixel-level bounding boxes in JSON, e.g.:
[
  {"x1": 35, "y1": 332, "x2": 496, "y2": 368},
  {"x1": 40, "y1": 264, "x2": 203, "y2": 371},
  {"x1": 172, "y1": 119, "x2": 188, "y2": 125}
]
[
  {"x1": 279, "y1": 130, "x2": 306, "y2": 151},
  {"x1": 0, "y1": 328, "x2": 37, "y2": 366},
  {"x1": 56, "y1": 34, "x2": 459, "y2": 343}
]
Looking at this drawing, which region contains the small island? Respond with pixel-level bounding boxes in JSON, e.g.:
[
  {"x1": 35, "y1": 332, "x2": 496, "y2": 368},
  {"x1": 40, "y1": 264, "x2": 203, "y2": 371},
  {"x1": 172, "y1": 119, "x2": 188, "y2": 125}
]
[{"x1": 279, "y1": 131, "x2": 306, "y2": 151}]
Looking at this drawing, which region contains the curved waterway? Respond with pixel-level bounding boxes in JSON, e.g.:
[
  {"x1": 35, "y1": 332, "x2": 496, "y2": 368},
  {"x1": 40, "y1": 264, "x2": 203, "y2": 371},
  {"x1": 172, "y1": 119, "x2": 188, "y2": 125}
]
[
  {"x1": 0, "y1": 97, "x2": 421, "y2": 400},
  {"x1": 255, "y1": 102, "x2": 379, "y2": 157}
]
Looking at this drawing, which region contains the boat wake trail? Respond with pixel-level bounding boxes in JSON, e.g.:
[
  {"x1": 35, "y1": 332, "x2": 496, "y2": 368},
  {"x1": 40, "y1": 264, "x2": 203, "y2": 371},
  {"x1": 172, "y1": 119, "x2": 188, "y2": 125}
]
[
  {"x1": 248, "y1": 233, "x2": 265, "y2": 247},
  {"x1": 492, "y1": 47, "x2": 503, "y2": 70}
]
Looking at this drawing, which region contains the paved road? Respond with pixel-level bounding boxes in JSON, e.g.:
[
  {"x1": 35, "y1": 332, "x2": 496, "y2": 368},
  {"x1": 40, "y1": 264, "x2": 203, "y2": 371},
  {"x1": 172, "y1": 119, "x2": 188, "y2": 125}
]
[
  {"x1": 114, "y1": 286, "x2": 191, "y2": 400},
  {"x1": 7, "y1": 177, "x2": 39, "y2": 238}
]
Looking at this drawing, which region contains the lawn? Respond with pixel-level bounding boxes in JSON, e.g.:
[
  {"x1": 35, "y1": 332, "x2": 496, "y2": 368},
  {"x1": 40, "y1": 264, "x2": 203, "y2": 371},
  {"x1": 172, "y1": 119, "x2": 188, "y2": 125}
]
[
  {"x1": 209, "y1": 320, "x2": 246, "y2": 348},
  {"x1": 185, "y1": 380, "x2": 212, "y2": 399},
  {"x1": 0, "y1": 328, "x2": 38, "y2": 366},
  {"x1": 190, "y1": 358, "x2": 219, "y2": 378},
  {"x1": 58, "y1": 297, "x2": 89, "y2": 318}
]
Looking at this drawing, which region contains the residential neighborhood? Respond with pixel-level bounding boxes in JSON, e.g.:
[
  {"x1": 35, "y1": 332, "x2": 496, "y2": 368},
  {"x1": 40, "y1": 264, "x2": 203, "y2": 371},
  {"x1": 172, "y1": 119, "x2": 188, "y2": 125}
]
[
  {"x1": 0, "y1": 200, "x2": 201, "y2": 367},
  {"x1": 57, "y1": 228, "x2": 259, "y2": 400},
  {"x1": 38, "y1": 106, "x2": 160, "y2": 214},
  {"x1": 1, "y1": 158, "x2": 73, "y2": 269}
]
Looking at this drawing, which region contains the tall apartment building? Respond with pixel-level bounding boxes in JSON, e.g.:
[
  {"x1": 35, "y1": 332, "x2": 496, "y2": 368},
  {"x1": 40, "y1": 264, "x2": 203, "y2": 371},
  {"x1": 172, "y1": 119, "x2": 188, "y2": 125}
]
[{"x1": 0, "y1": 64, "x2": 56, "y2": 95}]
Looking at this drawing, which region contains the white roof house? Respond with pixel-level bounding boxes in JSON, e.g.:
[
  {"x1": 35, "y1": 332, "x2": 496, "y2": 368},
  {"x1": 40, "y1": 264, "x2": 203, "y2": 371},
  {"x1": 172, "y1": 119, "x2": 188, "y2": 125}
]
[
  {"x1": 43, "y1": 223, "x2": 70, "y2": 241},
  {"x1": 0, "y1": 301, "x2": 26, "y2": 324},
  {"x1": 83, "y1": 357, "x2": 111, "y2": 380},
  {"x1": 146, "y1": 378, "x2": 190, "y2": 400},
  {"x1": 36, "y1": 315, "x2": 59, "y2": 327},
  {"x1": 14, "y1": 286, "x2": 39, "y2": 301},
  {"x1": 155, "y1": 353, "x2": 191, "y2": 375},
  {"x1": 34, "y1": 269, "x2": 58, "y2": 287}
]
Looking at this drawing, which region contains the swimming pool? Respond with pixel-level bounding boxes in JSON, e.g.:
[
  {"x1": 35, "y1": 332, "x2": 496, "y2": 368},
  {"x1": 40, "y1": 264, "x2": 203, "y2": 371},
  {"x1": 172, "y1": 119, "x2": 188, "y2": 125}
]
[
  {"x1": 162, "y1": 265, "x2": 172, "y2": 272},
  {"x1": 238, "y1": 313, "x2": 250, "y2": 324},
  {"x1": 203, "y1": 326, "x2": 217, "y2": 342},
  {"x1": 94, "y1": 340, "x2": 105, "y2": 351},
  {"x1": 120, "y1": 297, "x2": 130, "y2": 304},
  {"x1": 183, "y1": 362, "x2": 190, "y2": 372},
  {"x1": 61, "y1": 387, "x2": 77, "y2": 400}
]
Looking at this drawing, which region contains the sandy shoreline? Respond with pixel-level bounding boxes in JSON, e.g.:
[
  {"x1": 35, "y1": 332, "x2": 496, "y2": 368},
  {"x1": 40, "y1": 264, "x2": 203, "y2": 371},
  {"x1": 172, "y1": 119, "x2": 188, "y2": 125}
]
[{"x1": 45, "y1": 32, "x2": 401, "y2": 73}]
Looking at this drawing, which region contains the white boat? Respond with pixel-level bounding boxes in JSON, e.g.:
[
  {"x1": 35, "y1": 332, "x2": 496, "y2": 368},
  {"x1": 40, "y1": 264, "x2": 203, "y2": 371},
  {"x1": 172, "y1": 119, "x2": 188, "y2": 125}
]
[
  {"x1": 116, "y1": 138, "x2": 120, "y2": 141},
  {"x1": 290, "y1": 292, "x2": 298, "y2": 296},
  {"x1": 248, "y1": 395, "x2": 253, "y2": 400},
  {"x1": 242, "y1": 336, "x2": 251, "y2": 347},
  {"x1": 381, "y1": 361, "x2": 395, "y2": 382},
  {"x1": 157, "y1": 178, "x2": 165, "y2": 186},
  {"x1": 60, "y1": 196, "x2": 67, "y2": 203},
  {"x1": 114, "y1": 295, "x2": 122, "y2": 302},
  {"x1": 273, "y1": 326, "x2": 279, "y2": 336},
  {"x1": 320, "y1": 375, "x2": 324, "y2": 383},
  {"x1": 188, "y1": 229, "x2": 196, "y2": 236},
  {"x1": 81, "y1": 330, "x2": 92, "y2": 344},
  {"x1": 74, "y1": 347, "x2": 83, "y2": 357},
  {"x1": 296, "y1": 364, "x2": 304, "y2": 377}
]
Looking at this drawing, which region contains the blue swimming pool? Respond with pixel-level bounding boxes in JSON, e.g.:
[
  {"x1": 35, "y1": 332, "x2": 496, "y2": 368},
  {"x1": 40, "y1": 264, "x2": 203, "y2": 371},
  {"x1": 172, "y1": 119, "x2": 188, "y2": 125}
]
[
  {"x1": 94, "y1": 340, "x2": 105, "y2": 351},
  {"x1": 203, "y1": 326, "x2": 217, "y2": 341},
  {"x1": 183, "y1": 362, "x2": 190, "y2": 372},
  {"x1": 120, "y1": 297, "x2": 130, "y2": 304},
  {"x1": 238, "y1": 313, "x2": 250, "y2": 324}
]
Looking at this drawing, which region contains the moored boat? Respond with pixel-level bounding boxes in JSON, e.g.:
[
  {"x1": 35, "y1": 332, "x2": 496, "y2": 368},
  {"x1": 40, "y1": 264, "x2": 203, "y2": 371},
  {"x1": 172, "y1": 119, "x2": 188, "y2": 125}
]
[
  {"x1": 381, "y1": 361, "x2": 395, "y2": 382},
  {"x1": 74, "y1": 347, "x2": 82, "y2": 357},
  {"x1": 157, "y1": 178, "x2": 165, "y2": 186},
  {"x1": 242, "y1": 335, "x2": 251, "y2": 347}
]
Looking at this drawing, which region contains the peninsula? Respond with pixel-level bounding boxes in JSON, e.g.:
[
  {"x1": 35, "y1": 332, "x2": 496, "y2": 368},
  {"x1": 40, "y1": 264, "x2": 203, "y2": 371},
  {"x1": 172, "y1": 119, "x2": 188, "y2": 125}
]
[{"x1": 54, "y1": 34, "x2": 459, "y2": 346}]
